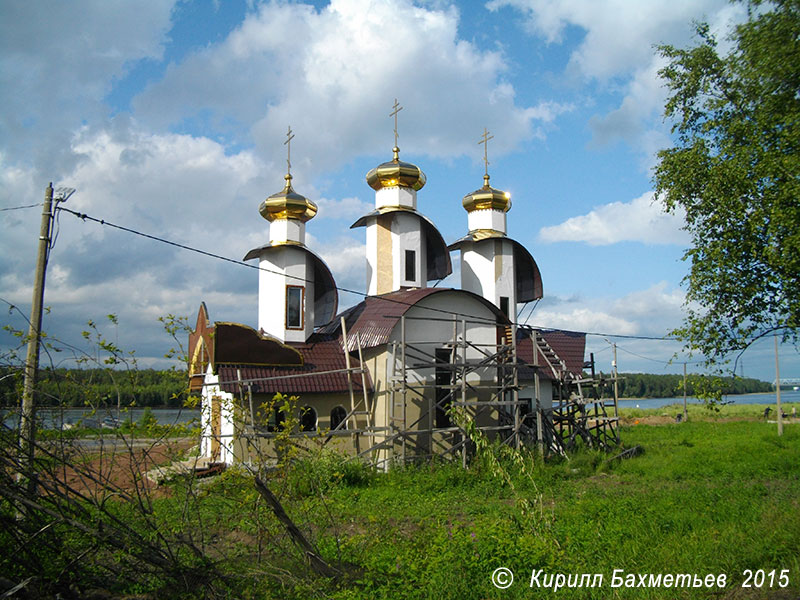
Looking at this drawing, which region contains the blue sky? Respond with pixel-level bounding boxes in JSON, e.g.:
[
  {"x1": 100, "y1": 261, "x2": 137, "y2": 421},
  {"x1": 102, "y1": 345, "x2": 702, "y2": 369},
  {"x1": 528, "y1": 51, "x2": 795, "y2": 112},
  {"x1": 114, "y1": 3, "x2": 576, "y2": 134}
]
[{"x1": 1, "y1": 0, "x2": 796, "y2": 384}]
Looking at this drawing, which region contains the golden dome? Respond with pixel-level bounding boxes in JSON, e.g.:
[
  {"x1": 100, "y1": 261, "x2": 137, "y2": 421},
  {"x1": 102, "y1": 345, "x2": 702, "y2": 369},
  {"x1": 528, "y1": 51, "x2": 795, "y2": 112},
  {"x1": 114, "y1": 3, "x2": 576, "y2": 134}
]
[
  {"x1": 462, "y1": 174, "x2": 511, "y2": 213},
  {"x1": 366, "y1": 147, "x2": 426, "y2": 191},
  {"x1": 259, "y1": 174, "x2": 318, "y2": 223}
]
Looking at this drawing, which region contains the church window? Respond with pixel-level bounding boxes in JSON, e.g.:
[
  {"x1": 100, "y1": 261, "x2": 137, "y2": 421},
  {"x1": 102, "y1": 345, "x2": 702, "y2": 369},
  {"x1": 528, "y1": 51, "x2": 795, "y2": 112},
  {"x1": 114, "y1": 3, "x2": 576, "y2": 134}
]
[
  {"x1": 286, "y1": 285, "x2": 304, "y2": 329},
  {"x1": 405, "y1": 250, "x2": 416, "y2": 282},
  {"x1": 330, "y1": 406, "x2": 347, "y2": 431},
  {"x1": 500, "y1": 296, "x2": 510, "y2": 318},
  {"x1": 300, "y1": 406, "x2": 317, "y2": 432}
]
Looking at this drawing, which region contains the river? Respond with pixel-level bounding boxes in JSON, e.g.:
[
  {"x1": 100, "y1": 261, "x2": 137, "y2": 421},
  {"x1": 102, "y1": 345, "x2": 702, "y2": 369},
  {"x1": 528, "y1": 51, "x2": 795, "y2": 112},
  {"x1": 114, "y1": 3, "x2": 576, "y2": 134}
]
[
  {"x1": 615, "y1": 389, "x2": 800, "y2": 410},
  {"x1": 1, "y1": 406, "x2": 200, "y2": 430},
  {"x1": 2, "y1": 390, "x2": 798, "y2": 429}
]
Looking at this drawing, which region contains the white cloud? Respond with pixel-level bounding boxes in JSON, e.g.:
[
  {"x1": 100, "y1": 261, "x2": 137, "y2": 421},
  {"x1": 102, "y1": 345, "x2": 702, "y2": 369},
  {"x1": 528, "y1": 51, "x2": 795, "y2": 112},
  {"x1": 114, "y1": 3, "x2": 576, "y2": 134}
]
[
  {"x1": 0, "y1": 122, "x2": 270, "y2": 362},
  {"x1": 527, "y1": 282, "x2": 685, "y2": 338},
  {"x1": 531, "y1": 306, "x2": 639, "y2": 336},
  {"x1": 132, "y1": 0, "x2": 557, "y2": 172},
  {"x1": 315, "y1": 196, "x2": 373, "y2": 221},
  {"x1": 487, "y1": 0, "x2": 730, "y2": 81},
  {"x1": 538, "y1": 191, "x2": 688, "y2": 246},
  {"x1": 0, "y1": 1, "x2": 176, "y2": 176},
  {"x1": 487, "y1": 0, "x2": 746, "y2": 159},
  {"x1": 307, "y1": 232, "x2": 366, "y2": 301},
  {"x1": 587, "y1": 55, "x2": 670, "y2": 150}
]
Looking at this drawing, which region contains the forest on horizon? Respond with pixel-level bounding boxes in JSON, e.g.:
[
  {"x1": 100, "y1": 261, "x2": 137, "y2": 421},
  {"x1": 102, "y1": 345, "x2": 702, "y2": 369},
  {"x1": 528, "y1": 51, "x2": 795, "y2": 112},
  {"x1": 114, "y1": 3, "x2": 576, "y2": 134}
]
[{"x1": 0, "y1": 367, "x2": 775, "y2": 408}]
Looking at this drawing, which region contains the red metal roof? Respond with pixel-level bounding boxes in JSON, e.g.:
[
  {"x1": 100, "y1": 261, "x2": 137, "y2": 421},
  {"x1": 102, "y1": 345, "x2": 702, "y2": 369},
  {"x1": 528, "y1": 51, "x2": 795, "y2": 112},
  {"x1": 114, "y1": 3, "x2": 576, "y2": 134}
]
[{"x1": 217, "y1": 333, "x2": 371, "y2": 395}]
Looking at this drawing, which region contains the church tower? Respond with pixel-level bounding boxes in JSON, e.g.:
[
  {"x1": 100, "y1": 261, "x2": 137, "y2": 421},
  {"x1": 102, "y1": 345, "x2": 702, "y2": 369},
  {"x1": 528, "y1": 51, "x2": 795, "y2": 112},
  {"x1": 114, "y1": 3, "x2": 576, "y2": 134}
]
[
  {"x1": 244, "y1": 128, "x2": 337, "y2": 342},
  {"x1": 352, "y1": 100, "x2": 451, "y2": 295},
  {"x1": 448, "y1": 129, "x2": 543, "y2": 322}
]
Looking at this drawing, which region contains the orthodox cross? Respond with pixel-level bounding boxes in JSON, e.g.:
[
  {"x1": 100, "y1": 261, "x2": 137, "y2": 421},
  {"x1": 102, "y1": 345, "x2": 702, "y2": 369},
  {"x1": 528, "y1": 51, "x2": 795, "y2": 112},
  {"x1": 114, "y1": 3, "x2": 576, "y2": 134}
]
[
  {"x1": 390, "y1": 99, "x2": 403, "y2": 148},
  {"x1": 284, "y1": 125, "x2": 295, "y2": 175},
  {"x1": 479, "y1": 127, "x2": 494, "y2": 177}
]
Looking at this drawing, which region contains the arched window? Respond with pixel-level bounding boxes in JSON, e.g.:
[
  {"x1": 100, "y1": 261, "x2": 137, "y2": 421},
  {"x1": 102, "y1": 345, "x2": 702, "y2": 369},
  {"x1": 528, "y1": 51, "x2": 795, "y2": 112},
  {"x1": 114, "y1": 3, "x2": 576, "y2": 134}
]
[
  {"x1": 267, "y1": 409, "x2": 286, "y2": 432},
  {"x1": 300, "y1": 406, "x2": 317, "y2": 432},
  {"x1": 330, "y1": 406, "x2": 347, "y2": 431}
]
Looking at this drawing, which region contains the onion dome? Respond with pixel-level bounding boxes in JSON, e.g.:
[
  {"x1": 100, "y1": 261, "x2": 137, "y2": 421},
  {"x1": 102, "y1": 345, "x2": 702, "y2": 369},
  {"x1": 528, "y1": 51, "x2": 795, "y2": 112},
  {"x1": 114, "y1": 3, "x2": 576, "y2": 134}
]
[
  {"x1": 462, "y1": 174, "x2": 511, "y2": 213},
  {"x1": 366, "y1": 147, "x2": 426, "y2": 191},
  {"x1": 259, "y1": 174, "x2": 318, "y2": 223}
]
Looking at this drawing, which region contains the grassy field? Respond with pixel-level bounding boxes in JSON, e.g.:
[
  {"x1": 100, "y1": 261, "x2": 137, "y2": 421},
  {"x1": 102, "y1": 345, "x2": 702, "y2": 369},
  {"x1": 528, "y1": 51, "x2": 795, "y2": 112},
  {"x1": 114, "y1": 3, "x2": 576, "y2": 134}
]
[
  {"x1": 3, "y1": 404, "x2": 799, "y2": 599},
  {"x1": 160, "y1": 404, "x2": 799, "y2": 599}
]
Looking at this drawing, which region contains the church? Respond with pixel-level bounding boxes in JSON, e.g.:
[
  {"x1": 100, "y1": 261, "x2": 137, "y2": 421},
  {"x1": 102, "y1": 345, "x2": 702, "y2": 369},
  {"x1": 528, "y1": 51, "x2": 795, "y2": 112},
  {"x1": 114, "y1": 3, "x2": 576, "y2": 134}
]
[{"x1": 189, "y1": 118, "x2": 587, "y2": 468}]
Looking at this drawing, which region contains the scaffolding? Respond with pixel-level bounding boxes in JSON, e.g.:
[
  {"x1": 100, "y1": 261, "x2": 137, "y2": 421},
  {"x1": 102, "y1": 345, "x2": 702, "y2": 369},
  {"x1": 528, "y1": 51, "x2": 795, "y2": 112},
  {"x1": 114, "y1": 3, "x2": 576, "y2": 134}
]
[
  {"x1": 367, "y1": 315, "x2": 524, "y2": 467},
  {"x1": 204, "y1": 316, "x2": 620, "y2": 469},
  {"x1": 342, "y1": 315, "x2": 620, "y2": 468}
]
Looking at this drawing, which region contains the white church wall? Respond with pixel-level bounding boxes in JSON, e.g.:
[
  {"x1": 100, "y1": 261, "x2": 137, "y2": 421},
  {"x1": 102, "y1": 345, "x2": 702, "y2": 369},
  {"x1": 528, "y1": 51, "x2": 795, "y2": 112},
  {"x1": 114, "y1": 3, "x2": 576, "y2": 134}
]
[
  {"x1": 393, "y1": 212, "x2": 425, "y2": 290},
  {"x1": 460, "y1": 243, "x2": 495, "y2": 302},
  {"x1": 258, "y1": 247, "x2": 313, "y2": 342},
  {"x1": 496, "y1": 239, "x2": 517, "y2": 321},
  {"x1": 365, "y1": 220, "x2": 378, "y2": 296},
  {"x1": 388, "y1": 291, "x2": 499, "y2": 388},
  {"x1": 460, "y1": 239, "x2": 519, "y2": 321},
  {"x1": 282, "y1": 249, "x2": 314, "y2": 342},
  {"x1": 519, "y1": 379, "x2": 553, "y2": 412},
  {"x1": 258, "y1": 250, "x2": 286, "y2": 338}
]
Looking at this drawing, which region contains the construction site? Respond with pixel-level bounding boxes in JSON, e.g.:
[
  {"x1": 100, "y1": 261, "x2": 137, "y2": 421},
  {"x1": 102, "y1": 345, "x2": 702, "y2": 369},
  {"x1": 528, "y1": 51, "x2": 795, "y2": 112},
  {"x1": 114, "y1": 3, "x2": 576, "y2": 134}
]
[{"x1": 195, "y1": 306, "x2": 622, "y2": 470}]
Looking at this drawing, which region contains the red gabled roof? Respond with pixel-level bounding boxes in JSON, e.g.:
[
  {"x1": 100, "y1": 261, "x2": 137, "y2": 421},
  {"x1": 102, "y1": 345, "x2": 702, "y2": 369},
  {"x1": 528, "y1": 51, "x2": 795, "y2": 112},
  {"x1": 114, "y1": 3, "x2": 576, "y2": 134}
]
[{"x1": 217, "y1": 333, "x2": 371, "y2": 395}]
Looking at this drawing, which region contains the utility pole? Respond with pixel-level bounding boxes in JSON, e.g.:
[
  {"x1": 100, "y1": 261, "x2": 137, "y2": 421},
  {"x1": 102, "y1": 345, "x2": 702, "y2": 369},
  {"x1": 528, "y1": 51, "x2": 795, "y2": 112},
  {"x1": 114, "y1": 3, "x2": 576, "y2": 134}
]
[
  {"x1": 775, "y1": 335, "x2": 783, "y2": 436},
  {"x1": 683, "y1": 363, "x2": 688, "y2": 422},
  {"x1": 19, "y1": 183, "x2": 55, "y2": 489},
  {"x1": 19, "y1": 184, "x2": 74, "y2": 491},
  {"x1": 612, "y1": 343, "x2": 619, "y2": 441}
]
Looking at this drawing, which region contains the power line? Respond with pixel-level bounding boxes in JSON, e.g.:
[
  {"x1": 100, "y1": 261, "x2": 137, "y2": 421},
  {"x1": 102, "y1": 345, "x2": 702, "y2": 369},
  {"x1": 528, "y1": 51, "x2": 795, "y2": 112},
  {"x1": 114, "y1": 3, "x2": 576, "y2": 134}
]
[
  {"x1": 615, "y1": 344, "x2": 673, "y2": 365},
  {"x1": 0, "y1": 203, "x2": 42, "y2": 212},
  {"x1": 56, "y1": 205, "x2": 685, "y2": 339},
  {"x1": 56, "y1": 206, "x2": 517, "y2": 326}
]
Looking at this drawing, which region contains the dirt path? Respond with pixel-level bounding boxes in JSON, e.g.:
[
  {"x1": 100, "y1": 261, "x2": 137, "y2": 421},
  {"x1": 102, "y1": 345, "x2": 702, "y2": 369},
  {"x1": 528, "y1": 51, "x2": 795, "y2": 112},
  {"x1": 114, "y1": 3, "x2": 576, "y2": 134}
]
[{"x1": 41, "y1": 436, "x2": 196, "y2": 499}]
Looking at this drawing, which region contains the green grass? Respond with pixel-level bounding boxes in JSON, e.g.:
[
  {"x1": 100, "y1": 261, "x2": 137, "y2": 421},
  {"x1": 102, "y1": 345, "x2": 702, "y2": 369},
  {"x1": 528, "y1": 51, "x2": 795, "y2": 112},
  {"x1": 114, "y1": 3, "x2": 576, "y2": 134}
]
[
  {"x1": 619, "y1": 401, "x2": 799, "y2": 421},
  {"x1": 179, "y1": 413, "x2": 799, "y2": 599},
  {"x1": 4, "y1": 407, "x2": 799, "y2": 599}
]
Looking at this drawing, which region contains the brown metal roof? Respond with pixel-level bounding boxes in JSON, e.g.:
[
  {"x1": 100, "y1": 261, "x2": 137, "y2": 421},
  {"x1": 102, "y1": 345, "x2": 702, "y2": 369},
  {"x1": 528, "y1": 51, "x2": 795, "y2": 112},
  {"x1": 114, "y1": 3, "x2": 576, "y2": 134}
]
[
  {"x1": 541, "y1": 329, "x2": 586, "y2": 376},
  {"x1": 217, "y1": 333, "x2": 371, "y2": 395},
  {"x1": 214, "y1": 322, "x2": 303, "y2": 367},
  {"x1": 321, "y1": 288, "x2": 511, "y2": 352},
  {"x1": 516, "y1": 327, "x2": 587, "y2": 381}
]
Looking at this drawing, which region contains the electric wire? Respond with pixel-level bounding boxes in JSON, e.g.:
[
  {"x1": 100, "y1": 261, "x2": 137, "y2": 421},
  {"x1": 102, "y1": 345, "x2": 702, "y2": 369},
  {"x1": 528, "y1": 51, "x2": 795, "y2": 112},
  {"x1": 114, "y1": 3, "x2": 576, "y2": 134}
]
[
  {"x1": 0, "y1": 203, "x2": 42, "y2": 212},
  {"x1": 56, "y1": 205, "x2": 684, "y2": 344}
]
